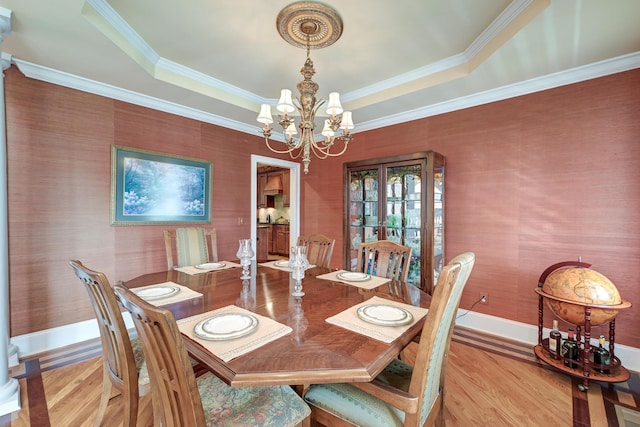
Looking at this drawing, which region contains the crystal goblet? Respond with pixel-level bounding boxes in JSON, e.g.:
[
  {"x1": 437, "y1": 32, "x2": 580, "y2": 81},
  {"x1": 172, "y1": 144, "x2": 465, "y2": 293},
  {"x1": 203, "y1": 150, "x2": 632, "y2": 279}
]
[
  {"x1": 289, "y1": 245, "x2": 309, "y2": 296},
  {"x1": 236, "y1": 238, "x2": 254, "y2": 279}
]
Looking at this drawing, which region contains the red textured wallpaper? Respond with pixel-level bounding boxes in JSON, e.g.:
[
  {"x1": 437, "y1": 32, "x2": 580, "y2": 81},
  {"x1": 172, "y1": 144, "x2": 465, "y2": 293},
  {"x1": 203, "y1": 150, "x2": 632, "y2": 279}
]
[{"x1": 5, "y1": 66, "x2": 639, "y2": 349}]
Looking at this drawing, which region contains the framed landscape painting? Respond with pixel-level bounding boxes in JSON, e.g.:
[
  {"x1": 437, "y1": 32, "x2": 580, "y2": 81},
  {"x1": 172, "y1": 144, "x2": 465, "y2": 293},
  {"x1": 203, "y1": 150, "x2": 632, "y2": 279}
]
[{"x1": 111, "y1": 145, "x2": 212, "y2": 225}]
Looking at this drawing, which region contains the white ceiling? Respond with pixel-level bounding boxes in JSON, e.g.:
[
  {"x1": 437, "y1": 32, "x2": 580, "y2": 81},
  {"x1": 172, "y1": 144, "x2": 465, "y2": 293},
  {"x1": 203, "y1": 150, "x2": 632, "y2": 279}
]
[{"x1": 0, "y1": 0, "x2": 639, "y2": 139}]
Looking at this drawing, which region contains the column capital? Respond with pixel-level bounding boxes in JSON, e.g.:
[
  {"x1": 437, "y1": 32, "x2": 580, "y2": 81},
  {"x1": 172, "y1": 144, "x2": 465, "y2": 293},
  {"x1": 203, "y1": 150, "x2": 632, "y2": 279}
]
[{"x1": 0, "y1": 7, "x2": 11, "y2": 36}]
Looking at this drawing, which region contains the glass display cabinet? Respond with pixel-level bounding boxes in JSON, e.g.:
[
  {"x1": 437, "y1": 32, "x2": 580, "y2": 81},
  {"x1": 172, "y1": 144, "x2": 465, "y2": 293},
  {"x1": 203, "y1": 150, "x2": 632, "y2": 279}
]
[{"x1": 344, "y1": 151, "x2": 445, "y2": 293}]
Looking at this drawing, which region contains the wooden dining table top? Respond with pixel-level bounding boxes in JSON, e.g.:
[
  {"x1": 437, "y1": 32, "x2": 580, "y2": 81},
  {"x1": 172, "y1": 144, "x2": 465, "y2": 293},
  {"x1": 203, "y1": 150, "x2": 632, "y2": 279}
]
[{"x1": 123, "y1": 262, "x2": 432, "y2": 387}]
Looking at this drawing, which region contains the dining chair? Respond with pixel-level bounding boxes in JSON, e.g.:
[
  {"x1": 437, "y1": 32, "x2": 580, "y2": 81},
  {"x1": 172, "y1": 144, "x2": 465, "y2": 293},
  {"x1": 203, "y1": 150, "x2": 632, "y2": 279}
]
[
  {"x1": 112, "y1": 283, "x2": 311, "y2": 427},
  {"x1": 356, "y1": 240, "x2": 413, "y2": 282},
  {"x1": 303, "y1": 252, "x2": 476, "y2": 427},
  {"x1": 400, "y1": 251, "x2": 477, "y2": 362},
  {"x1": 164, "y1": 227, "x2": 218, "y2": 269},
  {"x1": 296, "y1": 234, "x2": 335, "y2": 268},
  {"x1": 69, "y1": 260, "x2": 150, "y2": 427}
]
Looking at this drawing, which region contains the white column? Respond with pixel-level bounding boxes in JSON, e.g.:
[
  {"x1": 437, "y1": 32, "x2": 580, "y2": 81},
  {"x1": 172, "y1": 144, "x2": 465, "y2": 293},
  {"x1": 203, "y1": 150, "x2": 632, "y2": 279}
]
[{"x1": 0, "y1": 6, "x2": 20, "y2": 416}]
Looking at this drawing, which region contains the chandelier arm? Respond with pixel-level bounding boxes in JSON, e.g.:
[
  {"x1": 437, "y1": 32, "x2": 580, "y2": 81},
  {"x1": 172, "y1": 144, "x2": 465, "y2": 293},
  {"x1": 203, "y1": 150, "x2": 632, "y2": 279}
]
[
  {"x1": 310, "y1": 138, "x2": 351, "y2": 158},
  {"x1": 263, "y1": 136, "x2": 300, "y2": 155},
  {"x1": 309, "y1": 142, "x2": 330, "y2": 159},
  {"x1": 288, "y1": 146, "x2": 303, "y2": 160}
]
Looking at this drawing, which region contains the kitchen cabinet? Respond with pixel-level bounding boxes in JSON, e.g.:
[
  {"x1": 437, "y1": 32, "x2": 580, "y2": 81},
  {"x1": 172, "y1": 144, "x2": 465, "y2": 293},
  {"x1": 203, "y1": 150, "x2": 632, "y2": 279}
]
[
  {"x1": 268, "y1": 225, "x2": 275, "y2": 253},
  {"x1": 275, "y1": 224, "x2": 290, "y2": 256},
  {"x1": 257, "y1": 172, "x2": 276, "y2": 208},
  {"x1": 256, "y1": 226, "x2": 269, "y2": 261},
  {"x1": 257, "y1": 173, "x2": 267, "y2": 207},
  {"x1": 344, "y1": 151, "x2": 445, "y2": 294}
]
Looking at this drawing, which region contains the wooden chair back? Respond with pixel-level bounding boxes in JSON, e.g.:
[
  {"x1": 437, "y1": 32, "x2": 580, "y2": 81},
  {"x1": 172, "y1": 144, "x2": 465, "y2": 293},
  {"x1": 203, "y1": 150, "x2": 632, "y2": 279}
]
[
  {"x1": 69, "y1": 260, "x2": 143, "y2": 427},
  {"x1": 296, "y1": 234, "x2": 335, "y2": 268},
  {"x1": 356, "y1": 240, "x2": 412, "y2": 282},
  {"x1": 164, "y1": 227, "x2": 218, "y2": 269},
  {"x1": 113, "y1": 283, "x2": 207, "y2": 427}
]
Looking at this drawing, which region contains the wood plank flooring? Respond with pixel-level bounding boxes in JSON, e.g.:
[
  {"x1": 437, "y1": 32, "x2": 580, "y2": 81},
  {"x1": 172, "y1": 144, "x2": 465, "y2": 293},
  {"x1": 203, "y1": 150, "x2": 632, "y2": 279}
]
[{"x1": 1, "y1": 327, "x2": 638, "y2": 427}]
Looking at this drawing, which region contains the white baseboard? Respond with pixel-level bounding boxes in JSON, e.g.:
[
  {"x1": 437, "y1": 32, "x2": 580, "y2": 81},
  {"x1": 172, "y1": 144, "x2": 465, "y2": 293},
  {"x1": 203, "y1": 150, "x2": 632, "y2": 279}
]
[
  {"x1": 10, "y1": 313, "x2": 134, "y2": 358},
  {"x1": 9, "y1": 311, "x2": 639, "y2": 373},
  {"x1": 455, "y1": 310, "x2": 640, "y2": 373}
]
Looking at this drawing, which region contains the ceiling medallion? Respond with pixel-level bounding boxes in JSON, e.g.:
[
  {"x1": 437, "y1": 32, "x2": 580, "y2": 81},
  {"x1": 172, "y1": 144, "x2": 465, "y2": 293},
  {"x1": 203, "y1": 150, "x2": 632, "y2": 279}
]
[
  {"x1": 276, "y1": 1, "x2": 343, "y2": 49},
  {"x1": 259, "y1": 1, "x2": 353, "y2": 175}
]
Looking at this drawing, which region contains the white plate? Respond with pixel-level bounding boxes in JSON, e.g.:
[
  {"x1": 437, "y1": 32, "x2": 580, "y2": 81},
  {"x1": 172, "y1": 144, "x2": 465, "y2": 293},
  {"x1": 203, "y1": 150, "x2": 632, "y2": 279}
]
[
  {"x1": 193, "y1": 313, "x2": 259, "y2": 341},
  {"x1": 336, "y1": 272, "x2": 371, "y2": 282},
  {"x1": 357, "y1": 304, "x2": 413, "y2": 326},
  {"x1": 274, "y1": 260, "x2": 290, "y2": 268},
  {"x1": 195, "y1": 262, "x2": 226, "y2": 270},
  {"x1": 132, "y1": 285, "x2": 181, "y2": 301}
]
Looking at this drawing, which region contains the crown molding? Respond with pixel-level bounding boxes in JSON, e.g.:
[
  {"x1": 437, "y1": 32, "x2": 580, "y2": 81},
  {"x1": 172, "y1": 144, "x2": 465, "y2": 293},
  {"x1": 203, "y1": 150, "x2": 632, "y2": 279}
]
[
  {"x1": 339, "y1": 52, "x2": 640, "y2": 133},
  {"x1": 81, "y1": 0, "x2": 550, "y2": 114},
  {"x1": 4, "y1": 51, "x2": 639, "y2": 136}
]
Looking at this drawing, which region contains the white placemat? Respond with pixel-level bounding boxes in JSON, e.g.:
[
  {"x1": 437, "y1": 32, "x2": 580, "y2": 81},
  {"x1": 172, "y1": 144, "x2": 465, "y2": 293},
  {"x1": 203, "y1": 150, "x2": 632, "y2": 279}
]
[
  {"x1": 174, "y1": 261, "x2": 242, "y2": 275},
  {"x1": 132, "y1": 282, "x2": 203, "y2": 306},
  {"x1": 177, "y1": 305, "x2": 292, "y2": 362},
  {"x1": 260, "y1": 261, "x2": 316, "y2": 272},
  {"x1": 316, "y1": 270, "x2": 391, "y2": 290},
  {"x1": 326, "y1": 296, "x2": 428, "y2": 343}
]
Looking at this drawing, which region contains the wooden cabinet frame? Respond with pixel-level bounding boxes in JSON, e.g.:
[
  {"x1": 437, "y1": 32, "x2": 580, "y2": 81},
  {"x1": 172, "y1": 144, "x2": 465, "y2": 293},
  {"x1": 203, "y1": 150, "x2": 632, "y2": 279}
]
[{"x1": 343, "y1": 151, "x2": 445, "y2": 294}]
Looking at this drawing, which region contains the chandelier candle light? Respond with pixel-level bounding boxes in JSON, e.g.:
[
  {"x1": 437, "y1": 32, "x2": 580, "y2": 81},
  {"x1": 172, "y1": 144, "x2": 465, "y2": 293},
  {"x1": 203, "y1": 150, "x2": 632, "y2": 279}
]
[{"x1": 257, "y1": 1, "x2": 354, "y2": 174}]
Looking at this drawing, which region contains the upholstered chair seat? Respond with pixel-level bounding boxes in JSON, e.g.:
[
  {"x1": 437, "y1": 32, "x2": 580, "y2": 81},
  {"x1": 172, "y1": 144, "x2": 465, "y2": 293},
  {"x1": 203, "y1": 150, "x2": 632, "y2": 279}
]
[
  {"x1": 304, "y1": 252, "x2": 476, "y2": 427},
  {"x1": 195, "y1": 371, "x2": 311, "y2": 426},
  {"x1": 129, "y1": 338, "x2": 150, "y2": 385}
]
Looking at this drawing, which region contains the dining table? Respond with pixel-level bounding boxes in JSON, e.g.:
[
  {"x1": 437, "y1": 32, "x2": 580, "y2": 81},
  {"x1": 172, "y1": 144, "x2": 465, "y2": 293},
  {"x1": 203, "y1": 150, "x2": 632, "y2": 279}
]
[{"x1": 122, "y1": 261, "x2": 432, "y2": 388}]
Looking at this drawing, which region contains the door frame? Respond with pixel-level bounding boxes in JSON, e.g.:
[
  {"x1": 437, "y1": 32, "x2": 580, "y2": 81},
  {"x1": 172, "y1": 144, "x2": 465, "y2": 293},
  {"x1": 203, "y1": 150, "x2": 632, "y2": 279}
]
[{"x1": 250, "y1": 155, "x2": 300, "y2": 258}]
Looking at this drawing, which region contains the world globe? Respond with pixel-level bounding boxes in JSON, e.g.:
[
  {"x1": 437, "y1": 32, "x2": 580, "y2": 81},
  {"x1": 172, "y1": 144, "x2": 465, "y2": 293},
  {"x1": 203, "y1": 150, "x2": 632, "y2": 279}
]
[{"x1": 541, "y1": 266, "x2": 625, "y2": 326}]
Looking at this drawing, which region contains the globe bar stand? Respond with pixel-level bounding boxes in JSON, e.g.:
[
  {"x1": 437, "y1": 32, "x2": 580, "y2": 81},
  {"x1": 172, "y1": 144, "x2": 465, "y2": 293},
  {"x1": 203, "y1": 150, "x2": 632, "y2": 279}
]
[{"x1": 533, "y1": 261, "x2": 631, "y2": 391}]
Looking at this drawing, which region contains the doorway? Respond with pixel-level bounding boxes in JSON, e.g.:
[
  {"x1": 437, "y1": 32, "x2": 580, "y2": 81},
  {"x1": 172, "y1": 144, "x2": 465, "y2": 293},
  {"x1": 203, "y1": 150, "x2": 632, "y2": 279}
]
[{"x1": 250, "y1": 155, "x2": 300, "y2": 259}]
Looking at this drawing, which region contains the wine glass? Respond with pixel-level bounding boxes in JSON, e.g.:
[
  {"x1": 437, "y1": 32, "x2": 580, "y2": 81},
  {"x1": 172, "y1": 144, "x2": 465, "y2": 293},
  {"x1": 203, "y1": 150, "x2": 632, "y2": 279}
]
[
  {"x1": 236, "y1": 238, "x2": 254, "y2": 279},
  {"x1": 289, "y1": 245, "x2": 309, "y2": 296}
]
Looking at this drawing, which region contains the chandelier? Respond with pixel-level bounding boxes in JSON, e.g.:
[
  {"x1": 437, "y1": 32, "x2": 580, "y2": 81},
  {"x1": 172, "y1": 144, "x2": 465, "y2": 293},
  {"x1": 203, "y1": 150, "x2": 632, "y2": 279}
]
[{"x1": 257, "y1": 1, "x2": 354, "y2": 174}]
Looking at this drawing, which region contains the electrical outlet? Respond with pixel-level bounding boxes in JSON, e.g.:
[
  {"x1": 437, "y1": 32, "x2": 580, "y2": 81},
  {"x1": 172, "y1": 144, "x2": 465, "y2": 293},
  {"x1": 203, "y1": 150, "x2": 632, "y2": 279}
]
[{"x1": 480, "y1": 292, "x2": 488, "y2": 304}]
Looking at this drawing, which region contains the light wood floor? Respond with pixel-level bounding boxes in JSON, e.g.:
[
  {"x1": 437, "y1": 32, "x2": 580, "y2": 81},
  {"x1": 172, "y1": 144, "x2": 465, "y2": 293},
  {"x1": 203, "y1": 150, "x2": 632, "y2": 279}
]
[{"x1": 2, "y1": 327, "x2": 638, "y2": 427}]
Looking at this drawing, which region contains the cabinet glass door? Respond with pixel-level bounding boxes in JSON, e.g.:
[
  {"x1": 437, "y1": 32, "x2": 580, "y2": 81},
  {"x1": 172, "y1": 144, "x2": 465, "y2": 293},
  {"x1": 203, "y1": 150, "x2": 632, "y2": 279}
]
[
  {"x1": 432, "y1": 160, "x2": 445, "y2": 286},
  {"x1": 344, "y1": 151, "x2": 445, "y2": 293},
  {"x1": 347, "y1": 168, "x2": 379, "y2": 269},
  {"x1": 385, "y1": 164, "x2": 423, "y2": 286}
]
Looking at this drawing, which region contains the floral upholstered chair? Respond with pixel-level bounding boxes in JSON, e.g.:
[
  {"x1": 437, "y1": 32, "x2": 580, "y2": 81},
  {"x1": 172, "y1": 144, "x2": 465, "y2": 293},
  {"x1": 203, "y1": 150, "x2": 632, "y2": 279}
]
[
  {"x1": 113, "y1": 283, "x2": 311, "y2": 427},
  {"x1": 303, "y1": 252, "x2": 476, "y2": 427}
]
